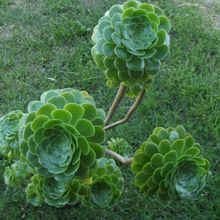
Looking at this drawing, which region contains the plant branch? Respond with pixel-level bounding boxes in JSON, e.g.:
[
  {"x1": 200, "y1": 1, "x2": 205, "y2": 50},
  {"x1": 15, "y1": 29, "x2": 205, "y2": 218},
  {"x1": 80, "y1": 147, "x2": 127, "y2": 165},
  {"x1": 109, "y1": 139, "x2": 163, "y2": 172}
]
[
  {"x1": 105, "y1": 83, "x2": 127, "y2": 125},
  {"x1": 105, "y1": 149, "x2": 132, "y2": 164},
  {"x1": 105, "y1": 89, "x2": 146, "y2": 130}
]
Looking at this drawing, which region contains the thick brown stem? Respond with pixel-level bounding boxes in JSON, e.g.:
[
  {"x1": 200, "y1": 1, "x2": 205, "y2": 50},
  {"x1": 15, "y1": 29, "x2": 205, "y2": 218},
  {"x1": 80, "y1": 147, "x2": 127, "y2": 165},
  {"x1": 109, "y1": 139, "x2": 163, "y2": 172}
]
[
  {"x1": 105, "y1": 84, "x2": 127, "y2": 125},
  {"x1": 105, "y1": 89, "x2": 146, "y2": 130},
  {"x1": 105, "y1": 149, "x2": 132, "y2": 164}
]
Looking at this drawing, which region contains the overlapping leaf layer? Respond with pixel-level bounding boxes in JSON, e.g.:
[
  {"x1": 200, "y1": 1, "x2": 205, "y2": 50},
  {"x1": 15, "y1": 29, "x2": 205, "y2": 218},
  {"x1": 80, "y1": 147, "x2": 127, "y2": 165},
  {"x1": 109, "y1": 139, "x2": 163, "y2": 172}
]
[
  {"x1": 92, "y1": 0, "x2": 171, "y2": 96},
  {"x1": 131, "y1": 126, "x2": 210, "y2": 200}
]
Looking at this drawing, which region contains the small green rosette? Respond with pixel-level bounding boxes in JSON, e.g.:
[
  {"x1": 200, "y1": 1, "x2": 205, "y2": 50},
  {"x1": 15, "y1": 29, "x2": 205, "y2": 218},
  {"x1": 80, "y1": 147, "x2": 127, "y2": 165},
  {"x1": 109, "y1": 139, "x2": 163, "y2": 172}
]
[
  {"x1": 0, "y1": 110, "x2": 23, "y2": 161},
  {"x1": 85, "y1": 158, "x2": 124, "y2": 207},
  {"x1": 92, "y1": 0, "x2": 171, "y2": 96},
  {"x1": 131, "y1": 126, "x2": 210, "y2": 200},
  {"x1": 19, "y1": 88, "x2": 106, "y2": 182}
]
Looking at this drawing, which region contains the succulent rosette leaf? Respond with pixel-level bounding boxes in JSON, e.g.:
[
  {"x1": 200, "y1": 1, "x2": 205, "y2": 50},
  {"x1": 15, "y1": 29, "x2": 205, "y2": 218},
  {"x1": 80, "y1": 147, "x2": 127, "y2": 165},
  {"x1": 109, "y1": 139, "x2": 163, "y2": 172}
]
[
  {"x1": 85, "y1": 158, "x2": 124, "y2": 207},
  {"x1": 131, "y1": 126, "x2": 210, "y2": 200},
  {"x1": 92, "y1": 0, "x2": 171, "y2": 96},
  {"x1": 19, "y1": 88, "x2": 106, "y2": 181},
  {"x1": 0, "y1": 110, "x2": 23, "y2": 161},
  {"x1": 107, "y1": 137, "x2": 133, "y2": 159}
]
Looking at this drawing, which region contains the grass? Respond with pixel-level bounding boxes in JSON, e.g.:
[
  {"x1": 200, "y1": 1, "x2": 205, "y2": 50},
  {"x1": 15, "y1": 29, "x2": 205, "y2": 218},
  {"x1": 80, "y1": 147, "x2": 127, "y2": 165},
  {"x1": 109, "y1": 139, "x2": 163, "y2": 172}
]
[{"x1": 0, "y1": 0, "x2": 220, "y2": 219}]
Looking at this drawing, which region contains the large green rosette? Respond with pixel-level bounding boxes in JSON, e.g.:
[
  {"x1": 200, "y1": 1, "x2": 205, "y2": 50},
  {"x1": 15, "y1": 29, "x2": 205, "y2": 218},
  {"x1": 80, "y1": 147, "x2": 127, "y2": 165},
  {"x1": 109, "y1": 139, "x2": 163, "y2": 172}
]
[
  {"x1": 92, "y1": 0, "x2": 171, "y2": 96},
  {"x1": 131, "y1": 126, "x2": 210, "y2": 200},
  {"x1": 85, "y1": 158, "x2": 124, "y2": 207},
  {"x1": 19, "y1": 88, "x2": 106, "y2": 182}
]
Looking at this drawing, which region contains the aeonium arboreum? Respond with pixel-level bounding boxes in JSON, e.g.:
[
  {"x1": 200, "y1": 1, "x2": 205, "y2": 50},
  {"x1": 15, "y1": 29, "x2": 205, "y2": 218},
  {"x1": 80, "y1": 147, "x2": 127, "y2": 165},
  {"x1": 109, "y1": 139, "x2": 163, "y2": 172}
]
[
  {"x1": 19, "y1": 88, "x2": 106, "y2": 182},
  {"x1": 131, "y1": 126, "x2": 210, "y2": 200},
  {"x1": 0, "y1": 110, "x2": 23, "y2": 161},
  {"x1": 92, "y1": 0, "x2": 171, "y2": 96}
]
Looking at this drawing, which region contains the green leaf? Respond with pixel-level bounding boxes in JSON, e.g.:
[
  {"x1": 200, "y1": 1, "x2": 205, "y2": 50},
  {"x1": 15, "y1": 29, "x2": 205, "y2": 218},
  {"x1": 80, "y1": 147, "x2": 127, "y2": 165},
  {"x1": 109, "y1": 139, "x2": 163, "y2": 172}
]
[
  {"x1": 51, "y1": 109, "x2": 72, "y2": 123},
  {"x1": 111, "y1": 32, "x2": 122, "y2": 46},
  {"x1": 158, "y1": 140, "x2": 171, "y2": 155},
  {"x1": 172, "y1": 139, "x2": 185, "y2": 158},
  {"x1": 114, "y1": 47, "x2": 131, "y2": 60},
  {"x1": 142, "y1": 162, "x2": 154, "y2": 175},
  {"x1": 82, "y1": 104, "x2": 97, "y2": 120},
  {"x1": 175, "y1": 126, "x2": 186, "y2": 138},
  {"x1": 145, "y1": 58, "x2": 161, "y2": 71},
  {"x1": 123, "y1": 0, "x2": 138, "y2": 10},
  {"x1": 89, "y1": 143, "x2": 104, "y2": 158},
  {"x1": 122, "y1": 7, "x2": 136, "y2": 19},
  {"x1": 111, "y1": 13, "x2": 122, "y2": 26},
  {"x1": 185, "y1": 147, "x2": 201, "y2": 156},
  {"x1": 126, "y1": 56, "x2": 145, "y2": 71},
  {"x1": 75, "y1": 119, "x2": 95, "y2": 137},
  {"x1": 163, "y1": 150, "x2": 177, "y2": 164},
  {"x1": 157, "y1": 30, "x2": 166, "y2": 46},
  {"x1": 114, "y1": 58, "x2": 127, "y2": 71},
  {"x1": 148, "y1": 12, "x2": 160, "y2": 25},
  {"x1": 159, "y1": 16, "x2": 171, "y2": 32},
  {"x1": 109, "y1": 4, "x2": 122, "y2": 17},
  {"x1": 154, "y1": 6, "x2": 164, "y2": 16},
  {"x1": 64, "y1": 103, "x2": 84, "y2": 125},
  {"x1": 40, "y1": 90, "x2": 60, "y2": 103},
  {"x1": 184, "y1": 135, "x2": 195, "y2": 150},
  {"x1": 28, "y1": 101, "x2": 44, "y2": 113},
  {"x1": 31, "y1": 115, "x2": 49, "y2": 131},
  {"x1": 36, "y1": 104, "x2": 56, "y2": 118},
  {"x1": 102, "y1": 43, "x2": 115, "y2": 57},
  {"x1": 103, "y1": 57, "x2": 115, "y2": 69},
  {"x1": 47, "y1": 96, "x2": 66, "y2": 109},
  {"x1": 134, "y1": 151, "x2": 149, "y2": 165},
  {"x1": 150, "y1": 153, "x2": 163, "y2": 169},
  {"x1": 139, "y1": 3, "x2": 155, "y2": 12},
  {"x1": 143, "y1": 142, "x2": 158, "y2": 157},
  {"x1": 160, "y1": 162, "x2": 174, "y2": 177},
  {"x1": 87, "y1": 126, "x2": 105, "y2": 144},
  {"x1": 103, "y1": 26, "x2": 114, "y2": 42},
  {"x1": 98, "y1": 20, "x2": 111, "y2": 34},
  {"x1": 140, "y1": 49, "x2": 156, "y2": 59},
  {"x1": 154, "y1": 45, "x2": 169, "y2": 60}
]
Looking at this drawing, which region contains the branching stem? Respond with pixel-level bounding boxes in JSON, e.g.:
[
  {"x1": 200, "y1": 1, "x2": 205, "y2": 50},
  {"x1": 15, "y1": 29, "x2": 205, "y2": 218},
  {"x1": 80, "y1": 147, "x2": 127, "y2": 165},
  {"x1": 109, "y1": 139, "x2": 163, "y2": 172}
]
[
  {"x1": 105, "y1": 149, "x2": 132, "y2": 164},
  {"x1": 105, "y1": 89, "x2": 146, "y2": 130},
  {"x1": 105, "y1": 84, "x2": 127, "y2": 125}
]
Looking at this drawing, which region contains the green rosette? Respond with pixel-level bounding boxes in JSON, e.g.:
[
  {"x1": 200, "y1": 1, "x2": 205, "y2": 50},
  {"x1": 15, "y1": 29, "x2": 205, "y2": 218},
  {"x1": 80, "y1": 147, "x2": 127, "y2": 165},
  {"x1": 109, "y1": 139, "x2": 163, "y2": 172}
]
[
  {"x1": 85, "y1": 158, "x2": 124, "y2": 207},
  {"x1": 92, "y1": 0, "x2": 171, "y2": 96},
  {"x1": 107, "y1": 137, "x2": 133, "y2": 159},
  {"x1": 131, "y1": 126, "x2": 210, "y2": 200},
  {"x1": 0, "y1": 110, "x2": 23, "y2": 161},
  {"x1": 26, "y1": 174, "x2": 44, "y2": 206},
  {"x1": 43, "y1": 177, "x2": 89, "y2": 208},
  {"x1": 4, "y1": 160, "x2": 33, "y2": 188},
  {"x1": 19, "y1": 88, "x2": 106, "y2": 181},
  {"x1": 26, "y1": 174, "x2": 90, "y2": 208}
]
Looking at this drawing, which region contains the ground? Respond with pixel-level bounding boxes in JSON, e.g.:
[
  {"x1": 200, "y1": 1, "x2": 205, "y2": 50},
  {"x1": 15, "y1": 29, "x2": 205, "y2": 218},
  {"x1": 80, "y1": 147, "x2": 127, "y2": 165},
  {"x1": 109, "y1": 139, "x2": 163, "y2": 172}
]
[{"x1": 0, "y1": 0, "x2": 220, "y2": 219}]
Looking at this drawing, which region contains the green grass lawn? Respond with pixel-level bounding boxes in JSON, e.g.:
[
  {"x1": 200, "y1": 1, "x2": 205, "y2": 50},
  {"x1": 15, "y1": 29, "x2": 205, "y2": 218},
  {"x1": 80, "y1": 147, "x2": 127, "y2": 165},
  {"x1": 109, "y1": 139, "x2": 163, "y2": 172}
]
[{"x1": 0, "y1": 0, "x2": 220, "y2": 219}]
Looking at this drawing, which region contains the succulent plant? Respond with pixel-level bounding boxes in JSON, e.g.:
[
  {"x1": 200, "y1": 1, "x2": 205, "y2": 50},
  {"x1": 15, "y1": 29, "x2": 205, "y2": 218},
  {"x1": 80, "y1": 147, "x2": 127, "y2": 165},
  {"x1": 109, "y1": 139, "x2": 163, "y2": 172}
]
[
  {"x1": 4, "y1": 160, "x2": 33, "y2": 188},
  {"x1": 85, "y1": 158, "x2": 124, "y2": 207},
  {"x1": 0, "y1": 110, "x2": 23, "y2": 161},
  {"x1": 107, "y1": 137, "x2": 133, "y2": 159},
  {"x1": 26, "y1": 174, "x2": 45, "y2": 206},
  {"x1": 131, "y1": 126, "x2": 210, "y2": 200},
  {"x1": 43, "y1": 177, "x2": 90, "y2": 208},
  {"x1": 19, "y1": 88, "x2": 106, "y2": 182},
  {"x1": 92, "y1": 0, "x2": 171, "y2": 96}
]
